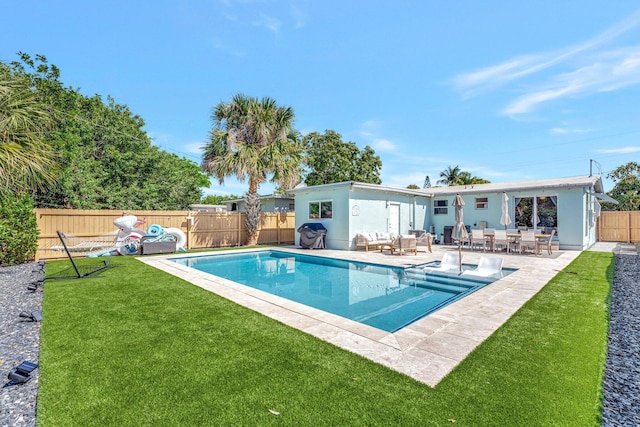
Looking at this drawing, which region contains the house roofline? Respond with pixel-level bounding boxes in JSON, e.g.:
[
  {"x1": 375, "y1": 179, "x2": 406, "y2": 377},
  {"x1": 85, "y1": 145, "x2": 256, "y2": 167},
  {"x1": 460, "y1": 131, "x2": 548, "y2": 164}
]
[
  {"x1": 224, "y1": 193, "x2": 294, "y2": 203},
  {"x1": 287, "y1": 175, "x2": 606, "y2": 198},
  {"x1": 288, "y1": 181, "x2": 427, "y2": 197}
]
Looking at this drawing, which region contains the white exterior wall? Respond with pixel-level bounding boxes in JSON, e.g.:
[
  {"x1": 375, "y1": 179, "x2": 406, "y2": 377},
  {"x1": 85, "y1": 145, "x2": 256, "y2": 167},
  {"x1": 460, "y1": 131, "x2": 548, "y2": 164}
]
[
  {"x1": 293, "y1": 186, "x2": 351, "y2": 250},
  {"x1": 347, "y1": 188, "x2": 429, "y2": 250},
  {"x1": 429, "y1": 193, "x2": 506, "y2": 241},
  {"x1": 292, "y1": 179, "x2": 603, "y2": 252},
  {"x1": 428, "y1": 187, "x2": 597, "y2": 250},
  {"x1": 293, "y1": 184, "x2": 429, "y2": 250},
  {"x1": 226, "y1": 197, "x2": 294, "y2": 212}
]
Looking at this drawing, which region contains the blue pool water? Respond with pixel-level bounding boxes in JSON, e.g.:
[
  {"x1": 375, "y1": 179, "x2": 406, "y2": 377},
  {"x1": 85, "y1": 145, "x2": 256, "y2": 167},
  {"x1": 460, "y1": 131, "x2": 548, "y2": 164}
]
[{"x1": 172, "y1": 251, "x2": 510, "y2": 333}]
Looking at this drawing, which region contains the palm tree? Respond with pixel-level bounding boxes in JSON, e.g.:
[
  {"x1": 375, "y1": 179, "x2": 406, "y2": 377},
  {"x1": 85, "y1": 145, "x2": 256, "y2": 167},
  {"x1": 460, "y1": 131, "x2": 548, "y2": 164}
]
[
  {"x1": 0, "y1": 71, "x2": 57, "y2": 192},
  {"x1": 202, "y1": 94, "x2": 302, "y2": 245},
  {"x1": 457, "y1": 171, "x2": 491, "y2": 185},
  {"x1": 437, "y1": 165, "x2": 462, "y2": 186}
]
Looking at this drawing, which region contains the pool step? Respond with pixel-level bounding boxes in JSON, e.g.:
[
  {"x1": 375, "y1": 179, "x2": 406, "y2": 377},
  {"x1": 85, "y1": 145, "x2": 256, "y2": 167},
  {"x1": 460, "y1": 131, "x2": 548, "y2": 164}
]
[
  {"x1": 403, "y1": 269, "x2": 491, "y2": 289},
  {"x1": 401, "y1": 273, "x2": 476, "y2": 294},
  {"x1": 406, "y1": 280, "x2": 472, "y2": 294}
]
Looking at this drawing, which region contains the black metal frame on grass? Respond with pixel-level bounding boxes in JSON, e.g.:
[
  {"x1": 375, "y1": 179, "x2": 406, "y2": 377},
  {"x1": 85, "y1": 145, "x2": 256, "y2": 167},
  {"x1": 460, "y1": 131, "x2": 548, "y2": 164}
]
[{"x1": 50, "y1": 230, "x2": 113, "y2": 279}]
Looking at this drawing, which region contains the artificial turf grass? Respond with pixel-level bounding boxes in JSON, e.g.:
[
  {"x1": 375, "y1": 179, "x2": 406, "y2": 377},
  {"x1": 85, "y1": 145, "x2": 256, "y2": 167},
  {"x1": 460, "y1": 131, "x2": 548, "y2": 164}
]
[{"x1": 37, "y1": 251, "x2": 613, "y2": 426}]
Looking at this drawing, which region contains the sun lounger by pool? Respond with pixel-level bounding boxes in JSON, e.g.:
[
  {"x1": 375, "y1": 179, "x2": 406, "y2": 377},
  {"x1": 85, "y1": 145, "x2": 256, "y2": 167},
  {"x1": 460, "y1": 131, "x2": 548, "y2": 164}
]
[
  {"x1": 423, "y1": 252, "x2": 462, "y2": 273},
  {"x1": 461, "y1": 256, "x2": 503, "y2": 278}
]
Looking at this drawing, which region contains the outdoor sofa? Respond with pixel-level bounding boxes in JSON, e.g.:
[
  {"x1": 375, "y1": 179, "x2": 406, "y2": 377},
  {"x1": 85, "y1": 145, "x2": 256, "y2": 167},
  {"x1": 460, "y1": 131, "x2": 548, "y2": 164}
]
[{"x1": 355, "y1": 232, "x2": 395, "y2": 251}]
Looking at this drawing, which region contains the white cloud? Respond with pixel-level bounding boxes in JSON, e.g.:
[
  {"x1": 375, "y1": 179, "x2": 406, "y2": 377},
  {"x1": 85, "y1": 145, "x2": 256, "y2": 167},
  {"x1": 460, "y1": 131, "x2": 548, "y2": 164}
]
[
  {"x1": 550, "y1": 127, "x2": 592, "y2": 134},
  {"x1": 373, "y1": 138, "x2": 396, "y2": 151},
  {"x1": 383, "y1": 172, "x2": 430, "y2": 189},
  {"x1": 451, "y1": 8, "x2": 640, "y2": 115},
  {"x1": 358, "y1": 120, "x2": 383, "y2": 138},
  {"x1": 184, "y1": 142, "x2": 205, "y2": 155},
  {"x1": 256, "y1": 14, "x2": 281, "y2": 33},
  {"x1": 210, "y1": 37, "x2": 245, "y2": 57},
  {"x1": 501, "y1": 48, "x2": 640, "y2": 115},
  {"x1": 357, "y1": 120, "x2": 397, "y2": 151},
  {"x1": 289, "y1": 0, "x2": 308, "y2": 28},
  {"x1": 597, "y1": 146, "x2": 640, "y2": 154}
]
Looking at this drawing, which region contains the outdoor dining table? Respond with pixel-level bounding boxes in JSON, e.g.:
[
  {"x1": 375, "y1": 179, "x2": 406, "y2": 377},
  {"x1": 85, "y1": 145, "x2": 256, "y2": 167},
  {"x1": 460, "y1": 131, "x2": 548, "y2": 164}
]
[{"x1": 482, "y1": 231, "x2": 551, "y2": 253}]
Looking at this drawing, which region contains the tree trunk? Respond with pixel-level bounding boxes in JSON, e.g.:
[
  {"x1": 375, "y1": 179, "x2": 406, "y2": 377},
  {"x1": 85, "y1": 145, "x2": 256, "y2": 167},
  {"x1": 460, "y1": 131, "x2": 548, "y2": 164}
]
[{"x1": 244, "y1": 178, "x2": 261, "y2": 246}]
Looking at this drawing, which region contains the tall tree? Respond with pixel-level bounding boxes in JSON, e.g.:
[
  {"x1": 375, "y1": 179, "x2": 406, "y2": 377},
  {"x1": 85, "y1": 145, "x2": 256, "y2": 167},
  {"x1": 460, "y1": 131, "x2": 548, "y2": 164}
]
[
  {"x1": 457, "y1": 171, "x2": 491, "y2": 185},
  {"x1": 0, "y1": 61, "x2": 57, "y2": 193},
  {"x1": 437, "y1": 165, "x2": 462, "y2": 186},
  {"x1": 202, "y1": 94, "x2": 301, "y2": 245},
  {"x1": 437, "y1": 166, "x2": 490, "y2": 186},
  {"x1": 303, "y1": 130, "x2": 382, "y2": 185},
  {"x1": 7, "y1": 53, "x2": 208, "y2": 209},
  {"x1": 603, "y1": 161, "x2": 640, "y2": 210}
]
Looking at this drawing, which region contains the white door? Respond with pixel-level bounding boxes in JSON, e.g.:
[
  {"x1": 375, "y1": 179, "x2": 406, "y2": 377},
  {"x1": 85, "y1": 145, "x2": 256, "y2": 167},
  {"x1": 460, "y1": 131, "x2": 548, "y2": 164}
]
[{"x1": 389, "y1": 204, "x2": 400, "y2": 236}]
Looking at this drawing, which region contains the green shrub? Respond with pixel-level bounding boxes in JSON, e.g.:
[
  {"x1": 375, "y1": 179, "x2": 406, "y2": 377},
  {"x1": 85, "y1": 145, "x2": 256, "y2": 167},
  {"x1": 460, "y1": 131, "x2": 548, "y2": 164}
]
[{"x1": 0, "y1": 192, "x2": 39, "y2": 267}]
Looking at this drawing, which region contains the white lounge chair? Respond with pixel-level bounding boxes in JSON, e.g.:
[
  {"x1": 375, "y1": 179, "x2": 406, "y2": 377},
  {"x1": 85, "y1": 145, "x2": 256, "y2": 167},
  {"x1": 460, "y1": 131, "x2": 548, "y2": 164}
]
[
  {"x1": 423, "y1": 252, "x2": 462, "y2": 273},
  {"x1": 461, "y1": 256, "x2": 504, "y2": 278}
]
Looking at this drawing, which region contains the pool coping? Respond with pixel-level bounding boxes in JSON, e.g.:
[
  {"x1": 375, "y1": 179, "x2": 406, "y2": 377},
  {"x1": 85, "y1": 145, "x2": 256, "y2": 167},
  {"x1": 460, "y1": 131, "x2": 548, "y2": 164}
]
[{"x1": 137, "y1": 246, "x2": 581, "y2": 387}]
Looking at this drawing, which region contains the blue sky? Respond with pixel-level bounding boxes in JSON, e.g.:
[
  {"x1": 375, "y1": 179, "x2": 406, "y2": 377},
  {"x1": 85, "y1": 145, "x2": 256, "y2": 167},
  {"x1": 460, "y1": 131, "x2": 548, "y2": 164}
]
[{"x1": 3, "y1": 1, "x2": 640, "y2": 196}]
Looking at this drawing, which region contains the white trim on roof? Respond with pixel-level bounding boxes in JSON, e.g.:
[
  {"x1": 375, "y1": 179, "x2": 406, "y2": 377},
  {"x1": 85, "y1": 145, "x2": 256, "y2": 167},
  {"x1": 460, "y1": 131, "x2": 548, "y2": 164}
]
[
  {"x1": 287, "y1": 176, "x2": 605, "y2": 198},
  {"x1": 288, "y1": 181, "x2": 425, "y2": 197},
  {"x1": 423, "y1": 176, "x2": 603, "y2": 196},
  {"x1": 594, "y1": 192, "x2": 619, "y2": 204}
]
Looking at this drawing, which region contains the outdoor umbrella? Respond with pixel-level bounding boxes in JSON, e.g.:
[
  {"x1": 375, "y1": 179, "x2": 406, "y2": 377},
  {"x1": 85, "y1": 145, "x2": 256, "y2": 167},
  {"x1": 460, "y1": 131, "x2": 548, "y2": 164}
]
[
  {"x1": 500, "y1": 192, "x2": 512, "y2": 229},
  {"x1": 452, "y1": 193, "x2": 468, "y2": 273}
]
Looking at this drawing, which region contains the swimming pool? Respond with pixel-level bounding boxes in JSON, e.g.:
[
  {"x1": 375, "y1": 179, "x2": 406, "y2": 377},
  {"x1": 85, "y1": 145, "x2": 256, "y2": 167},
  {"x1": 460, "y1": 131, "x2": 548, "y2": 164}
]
[{"x1": 172, "y1": 250, "x2": 511, "y2": 333}]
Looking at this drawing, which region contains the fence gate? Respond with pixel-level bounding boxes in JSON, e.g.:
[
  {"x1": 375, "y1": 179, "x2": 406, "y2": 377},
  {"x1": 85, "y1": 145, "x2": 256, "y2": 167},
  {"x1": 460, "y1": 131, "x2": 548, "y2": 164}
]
[{"x1": 597, "y1": 211, "x2": 640, "y2": 243}]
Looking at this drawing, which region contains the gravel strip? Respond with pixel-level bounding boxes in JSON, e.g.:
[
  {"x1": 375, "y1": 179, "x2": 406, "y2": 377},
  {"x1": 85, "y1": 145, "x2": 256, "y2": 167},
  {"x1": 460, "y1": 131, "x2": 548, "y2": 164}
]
[
  {"x1": 0, "y1": 262, "x2": 44, "y2": 427},
  {"x1": 602, "y1": 253, "x2": 640, "y2": 426},
  {"x1": 0, "y1": 251, "x2": 638, "y2": 426}
]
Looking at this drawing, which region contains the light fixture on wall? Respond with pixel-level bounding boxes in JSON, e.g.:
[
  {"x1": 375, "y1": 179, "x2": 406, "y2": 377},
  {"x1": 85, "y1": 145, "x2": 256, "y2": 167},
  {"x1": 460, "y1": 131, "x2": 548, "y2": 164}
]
[{"x1": 386, "y1": 200, "x2": 389, "y2": 207}]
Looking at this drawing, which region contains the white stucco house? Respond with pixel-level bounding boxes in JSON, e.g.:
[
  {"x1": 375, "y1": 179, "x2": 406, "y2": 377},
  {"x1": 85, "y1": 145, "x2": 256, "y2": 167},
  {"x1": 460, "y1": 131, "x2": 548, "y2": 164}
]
[
  {"x1": 225, "y1": 194, "x2": 295, "y2": 213},
  {"x1": 288, "y1": 175, "x2": 617, "y2": 251},
  {"x1": 189, "y1": 204, "x2": 227, "y2": 213}
]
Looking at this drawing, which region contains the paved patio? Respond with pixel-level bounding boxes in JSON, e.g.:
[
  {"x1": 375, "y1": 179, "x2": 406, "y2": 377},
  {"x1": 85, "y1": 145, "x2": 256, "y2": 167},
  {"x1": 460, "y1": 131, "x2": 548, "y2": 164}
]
[{"x1": 139, "y1": 244, "x2": 595, "y2": 387}]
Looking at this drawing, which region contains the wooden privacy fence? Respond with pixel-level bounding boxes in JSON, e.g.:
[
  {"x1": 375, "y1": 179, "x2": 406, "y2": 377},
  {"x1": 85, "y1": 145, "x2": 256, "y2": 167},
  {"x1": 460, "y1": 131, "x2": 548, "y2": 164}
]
[
  {"x1": 597, "y1": 211, "x2": 640, "y2": 243},
  {"x1": 35, "y1": 209, "x2": 296, "y2": 260}
]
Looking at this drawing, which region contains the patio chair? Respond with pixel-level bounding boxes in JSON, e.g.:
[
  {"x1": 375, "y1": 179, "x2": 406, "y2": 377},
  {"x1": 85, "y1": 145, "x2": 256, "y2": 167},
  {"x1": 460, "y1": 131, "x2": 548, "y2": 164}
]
[
  {"x1": 493, "y1": 229, "x2": 510, "y2": 253},
  {"x1": 469, "y1": 229, "x2": 486, "y2": 251},
  {"x1": 461, "y1": 256, "x2": 504, "y2": 278},
  {"x1": 483, "y1": 228, "x2": 495, "y2": 249},
  {"x1": 518, "y1": 230, "x2": 537, "y2": 255},
  {"x1": 392, "y1": 235, "x2": 417, "y2": 255},
  {"x1": 416, "y1": 233, "x2": 433, "y2": 253},
  {"x1": 423, "y1": 252, "x2": 462, "y2": 273},
  {"x1": 536, "y1": 229, "x2": 556, "y2": 255}
]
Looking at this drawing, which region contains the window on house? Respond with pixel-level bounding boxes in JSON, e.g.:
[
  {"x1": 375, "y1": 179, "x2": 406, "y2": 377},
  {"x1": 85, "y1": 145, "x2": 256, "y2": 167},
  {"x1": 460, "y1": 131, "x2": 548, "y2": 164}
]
[
  {"x1": 475, "y1": 197, "x2": 488, "y2": 210},
  {"x1": 289, "y1": 203, "x2": 295, "y2": 212},
  {"x1": 434, "y1": 199, "x2": 448, "y2": 215},
  {"x1": 309, "y1": 200, "x2": 332, "y2": 219}
]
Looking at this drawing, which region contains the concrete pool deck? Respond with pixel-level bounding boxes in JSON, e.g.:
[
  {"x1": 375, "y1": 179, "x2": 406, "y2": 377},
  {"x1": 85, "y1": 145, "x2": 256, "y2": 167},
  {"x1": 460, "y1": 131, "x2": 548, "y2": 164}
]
[{"x1": 138, "y1": 244, "x2": 596, "y2": 387}]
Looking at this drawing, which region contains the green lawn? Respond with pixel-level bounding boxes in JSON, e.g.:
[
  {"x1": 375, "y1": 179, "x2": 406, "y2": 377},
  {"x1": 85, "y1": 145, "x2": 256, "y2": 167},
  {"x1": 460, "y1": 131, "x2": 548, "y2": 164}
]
[{"x1": 37, "y1": 251, "x2": 613, "y2": 426}]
